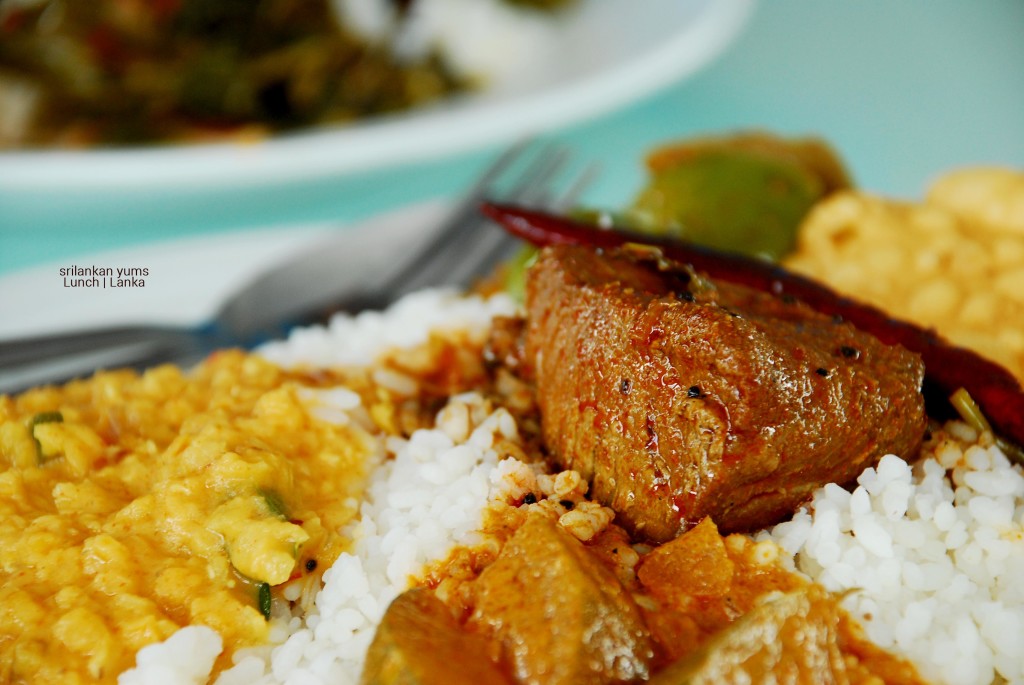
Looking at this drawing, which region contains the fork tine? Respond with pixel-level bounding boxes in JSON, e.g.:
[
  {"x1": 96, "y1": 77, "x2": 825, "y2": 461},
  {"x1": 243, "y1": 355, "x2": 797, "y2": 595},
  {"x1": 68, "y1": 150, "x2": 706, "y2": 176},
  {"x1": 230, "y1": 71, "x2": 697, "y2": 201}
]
[
  {"x1": 339, "y1": 142, "x2": 598, "y2": 307},
  {"x1": 384, "y1": 145, "x2": 532, "y2": 269},
  {"x1": 422, "y1": 143, "x2": 564, "y2": 250},
  {"x1": 460, "y1": 158, "x2": 602, "y2": 286},
  {"x1": 423, "y1": 150, "x2": 600, "y2": 293},
  {"x1": 551, "y1": 161, "x2": 601, "y2": 210},
  {"x1": 458, "y1": 139, "x2": 533, "y2": 201},
  {"x1": 500, "y1": 145, "x2": 571, "y2": 206},
  {"x1": 379, "y1": 143, "x2": 563, "y2": 296}
]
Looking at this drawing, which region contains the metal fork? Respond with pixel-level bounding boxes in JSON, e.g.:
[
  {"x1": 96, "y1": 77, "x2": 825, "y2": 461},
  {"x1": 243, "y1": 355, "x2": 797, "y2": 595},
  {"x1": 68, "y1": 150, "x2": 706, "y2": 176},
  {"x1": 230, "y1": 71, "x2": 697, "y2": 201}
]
[{"x1": 0, "y1": 143, "x2": 598, "y2": 393}]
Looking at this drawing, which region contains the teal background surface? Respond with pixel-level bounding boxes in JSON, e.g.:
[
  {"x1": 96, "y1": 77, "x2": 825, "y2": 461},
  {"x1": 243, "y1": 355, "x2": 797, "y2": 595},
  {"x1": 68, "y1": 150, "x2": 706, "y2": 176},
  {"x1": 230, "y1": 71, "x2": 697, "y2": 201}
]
[{"x1": 2, "y1": 1, "x2": 1023, "y2": 276}]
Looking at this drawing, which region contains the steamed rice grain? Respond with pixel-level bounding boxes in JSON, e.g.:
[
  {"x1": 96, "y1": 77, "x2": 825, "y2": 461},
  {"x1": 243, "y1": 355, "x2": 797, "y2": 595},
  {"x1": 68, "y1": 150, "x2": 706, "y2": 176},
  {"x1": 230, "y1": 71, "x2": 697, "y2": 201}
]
[
  {"x1": 762, "y1": 427, "x2": 1024, "y2": 685},
  {"x1": 121, "y1": 287, "x2": 1024, "y2": 685}
]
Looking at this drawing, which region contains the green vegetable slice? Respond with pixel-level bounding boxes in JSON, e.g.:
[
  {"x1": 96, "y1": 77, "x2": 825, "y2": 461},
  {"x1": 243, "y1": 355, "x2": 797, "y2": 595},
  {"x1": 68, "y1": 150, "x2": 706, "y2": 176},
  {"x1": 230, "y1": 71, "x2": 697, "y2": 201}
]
[
  {"x1": 258, "y1": 582, "x2": 272, "y2": 620},
  {"x1": 259, "y1": 488, "x2": 289, "y2": 519},
  {"x1": 949, "y1": 388, "x2": 1024, "y2": 465},
  {"x1": 30, "y1": 411, "x2": 64, "y2": 426},
  {"x1": 629, "y1": 150, "x2": 823, "y2": 261},
  {"x1": 30, "y1": 411, "x2": 64, "y2": 462}
]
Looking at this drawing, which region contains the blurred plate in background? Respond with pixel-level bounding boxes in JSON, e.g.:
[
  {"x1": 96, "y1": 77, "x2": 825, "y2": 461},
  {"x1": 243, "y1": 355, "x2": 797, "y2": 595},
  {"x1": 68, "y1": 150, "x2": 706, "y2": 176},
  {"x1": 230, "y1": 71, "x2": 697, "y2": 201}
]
[{"x1": 0, "y1": 0, "x2": 753, "y2": 191}]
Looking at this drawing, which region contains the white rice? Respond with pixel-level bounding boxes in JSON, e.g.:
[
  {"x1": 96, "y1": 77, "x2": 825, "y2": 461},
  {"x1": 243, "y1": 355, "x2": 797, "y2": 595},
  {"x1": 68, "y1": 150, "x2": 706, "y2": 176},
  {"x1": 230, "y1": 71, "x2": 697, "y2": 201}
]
[
  {"x1": 761, "y1": 427, "x2": 1024, "y2": 685},
  {"x1": 121, "y1": 287, "x2": 1024, "y2": 685},
  {"x1": 119, "y1": 627, "x2": 223, "y2": 685},
  {"x1": 259, "y1": 288, "x2": 518, "y2": 370}
]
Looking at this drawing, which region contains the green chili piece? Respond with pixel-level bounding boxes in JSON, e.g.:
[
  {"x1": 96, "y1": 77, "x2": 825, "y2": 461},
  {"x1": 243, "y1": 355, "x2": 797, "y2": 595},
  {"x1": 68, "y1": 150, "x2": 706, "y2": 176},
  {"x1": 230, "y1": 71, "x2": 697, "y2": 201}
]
[
  {"x1": 259, "y1": 488, "x2": 288, "y2": 519},
  {"x1": 502, "y1": 246, "x2": 538, "y2": 303},
  {"x1": 949, "y1": 388, "x2": 1024, "y2": 466},
  {"x1": 258, "y1": 582, "x2": 272, "y2": 620},
  {"x1": 30, "y1": 411, "x2": 64, "y2": 427},
  {"x1": 949, "y1": 388, "x2": 990, "y2": 434},
  {"x1": 30, "y1": 411, "x2": 64, "y2": 462}
]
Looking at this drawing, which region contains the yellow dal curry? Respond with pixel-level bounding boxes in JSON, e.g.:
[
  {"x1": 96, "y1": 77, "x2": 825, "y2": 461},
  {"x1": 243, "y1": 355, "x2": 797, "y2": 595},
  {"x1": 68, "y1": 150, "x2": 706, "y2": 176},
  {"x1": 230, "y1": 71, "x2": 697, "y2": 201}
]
[{"x1": 0, "y1": 351, "x2": 378, "y2": 683}]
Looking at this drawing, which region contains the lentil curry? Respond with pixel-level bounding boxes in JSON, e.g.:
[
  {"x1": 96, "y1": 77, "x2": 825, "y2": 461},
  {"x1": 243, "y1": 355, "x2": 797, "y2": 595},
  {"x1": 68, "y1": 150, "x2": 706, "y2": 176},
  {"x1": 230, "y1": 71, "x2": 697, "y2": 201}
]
[{"x1": 0, "y1": 351, "x2": 378, "y2": 683}]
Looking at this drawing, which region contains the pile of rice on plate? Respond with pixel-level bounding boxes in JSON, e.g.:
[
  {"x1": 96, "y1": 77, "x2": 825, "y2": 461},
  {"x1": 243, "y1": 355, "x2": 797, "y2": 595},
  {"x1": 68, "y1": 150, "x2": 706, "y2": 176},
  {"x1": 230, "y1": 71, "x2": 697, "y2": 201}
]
[
  {"x1": 103, "y1": 285, "x2": 1021, "y2": 685},
  {"x1": 4, "y1": 257, "x2": 1023, "y2": 683}
]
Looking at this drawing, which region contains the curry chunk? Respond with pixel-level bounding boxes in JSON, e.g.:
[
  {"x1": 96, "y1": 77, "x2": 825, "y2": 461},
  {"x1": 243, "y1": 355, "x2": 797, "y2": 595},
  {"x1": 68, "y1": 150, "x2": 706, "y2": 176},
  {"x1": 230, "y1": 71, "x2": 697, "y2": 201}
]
[
  {"x1": 637, "y1": 517, "x2": 735, "y2": 600},
  {"x1": 649, "y1": 584, "x2": 925, "y2": 685},
  {"x1": 633, "y1": 518, "x2": 806, "y2": 667},
  {"x1": 525, "y1": 246, "x2": 926, "y2": 542},
  {"x1": 649, "y1": 586, "x2": 847, "y2": 684},
  {"x1": 629, "y1": 519, "x2": 924, "y2": 683},
  {"x1": 361, "y1": 588, "x2": 510, "y2": 685},
  {"x1": 469, "y1": 513, "x2": 653, "y2": 685}
]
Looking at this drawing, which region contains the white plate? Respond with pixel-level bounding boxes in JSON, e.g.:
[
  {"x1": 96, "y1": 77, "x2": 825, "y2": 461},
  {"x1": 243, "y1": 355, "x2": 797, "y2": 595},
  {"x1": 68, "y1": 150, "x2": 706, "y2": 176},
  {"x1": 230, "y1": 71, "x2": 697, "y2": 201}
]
[
  {"x1": 0, "y1": 0, "x2": 754, "y2": 191},
  {"x1": 0, "y1": 201, "x2": 449, "y2": 339}
]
